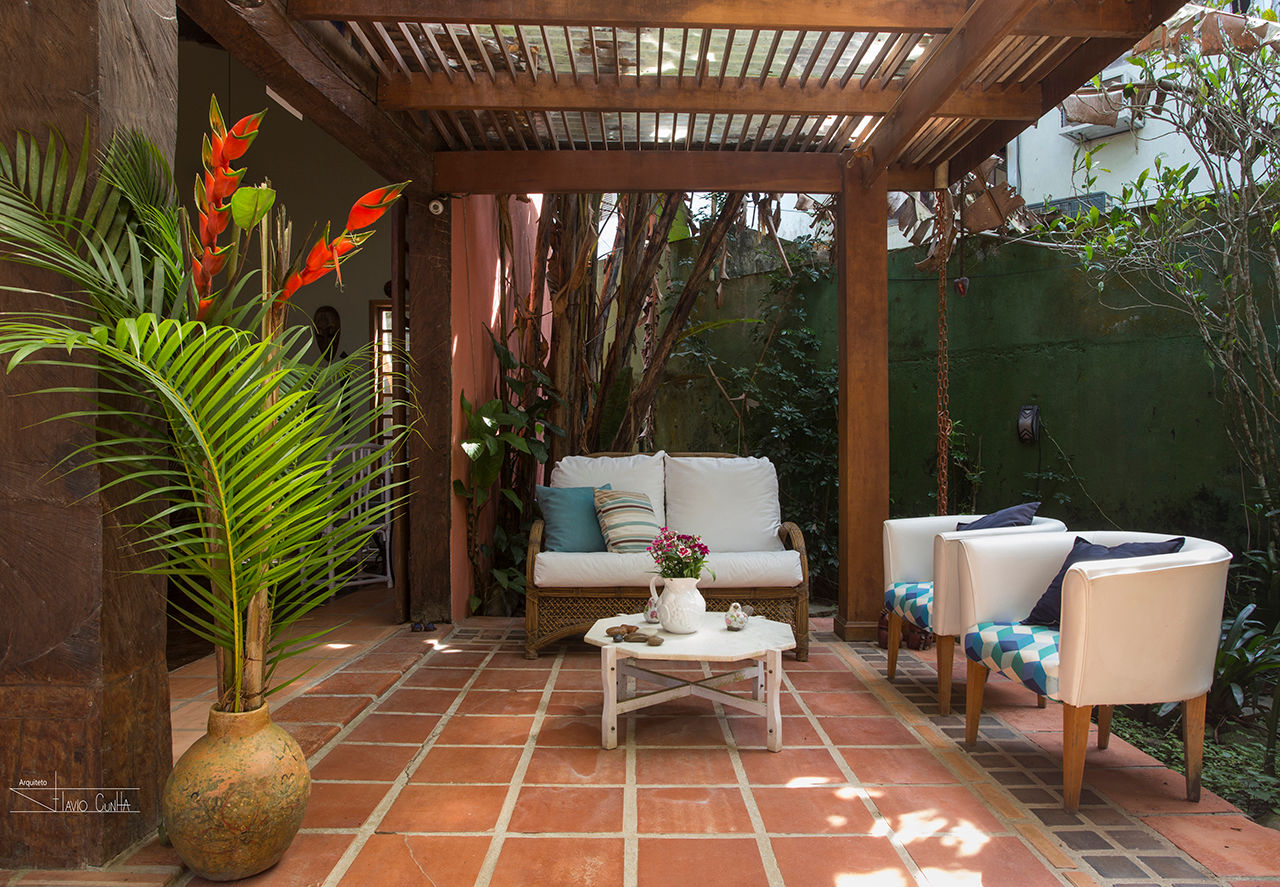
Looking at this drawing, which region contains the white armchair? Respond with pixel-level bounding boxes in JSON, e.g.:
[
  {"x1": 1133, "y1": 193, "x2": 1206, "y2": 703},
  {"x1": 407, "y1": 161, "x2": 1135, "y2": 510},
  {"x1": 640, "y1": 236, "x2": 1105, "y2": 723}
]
[
  {"x1": 883, "y1": 514, "x2": 1067, "y2": 714},
  {"x1": 954, "y1": 530, "x2": 1231, "y2": 810}
]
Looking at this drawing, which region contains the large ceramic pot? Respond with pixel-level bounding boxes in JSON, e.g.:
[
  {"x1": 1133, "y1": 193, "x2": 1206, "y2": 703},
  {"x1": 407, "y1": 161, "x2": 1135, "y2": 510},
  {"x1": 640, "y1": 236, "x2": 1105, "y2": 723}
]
[
  {"x1": 650, "y1": 575, "x2": 706, "y2": 634},
  {"x1": 162, "y1": 703, "x2": 310, "y2": 881}
]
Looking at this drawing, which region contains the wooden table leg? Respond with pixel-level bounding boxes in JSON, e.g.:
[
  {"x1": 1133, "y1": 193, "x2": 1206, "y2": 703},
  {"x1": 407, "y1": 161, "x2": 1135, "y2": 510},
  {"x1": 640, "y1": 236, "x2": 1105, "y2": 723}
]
[
  {"x1": 602, "y1": 645, "x2": 619, "y2": 749},
  {"x1": 766, "y1": 649, "x2": 783, "y2": 752}
]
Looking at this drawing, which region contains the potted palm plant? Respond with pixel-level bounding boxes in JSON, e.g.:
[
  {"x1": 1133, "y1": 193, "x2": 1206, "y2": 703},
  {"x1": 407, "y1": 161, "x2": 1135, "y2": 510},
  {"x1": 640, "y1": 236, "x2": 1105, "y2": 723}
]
[{"x1": 0, "y1": 98, "x2": 406, "y2": 880}]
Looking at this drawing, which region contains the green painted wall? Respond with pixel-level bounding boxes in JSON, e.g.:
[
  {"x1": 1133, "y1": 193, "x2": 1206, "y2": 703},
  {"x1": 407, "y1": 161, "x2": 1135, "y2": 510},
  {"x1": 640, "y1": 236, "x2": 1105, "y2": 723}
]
[{"x1": 656, "y1": 236, "x2": 1244, "y2": 553}]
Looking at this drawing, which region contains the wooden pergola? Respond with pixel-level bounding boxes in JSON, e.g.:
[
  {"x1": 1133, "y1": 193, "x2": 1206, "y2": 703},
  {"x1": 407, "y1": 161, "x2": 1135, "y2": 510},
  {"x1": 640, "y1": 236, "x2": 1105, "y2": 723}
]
[{"x1": 182, "y1": 0, "x2": 1183, "y2": 639}]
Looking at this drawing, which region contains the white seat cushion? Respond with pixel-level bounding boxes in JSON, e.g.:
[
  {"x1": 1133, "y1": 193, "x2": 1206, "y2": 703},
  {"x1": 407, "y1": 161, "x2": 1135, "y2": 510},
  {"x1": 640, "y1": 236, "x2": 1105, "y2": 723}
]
[
  {"x1": 550, "y1": 451, "x2": 668, "y2": 526},
  {"x1": 534, "y1": 550, "x2": 802, "y2": 588},
  {"x1": 663, "y1": 456, "x2": 784, "y2": 552}
]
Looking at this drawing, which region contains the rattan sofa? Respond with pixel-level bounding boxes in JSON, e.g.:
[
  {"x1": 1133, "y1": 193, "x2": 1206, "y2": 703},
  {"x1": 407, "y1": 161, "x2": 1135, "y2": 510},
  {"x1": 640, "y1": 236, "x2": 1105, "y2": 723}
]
[{"x1": 524, "y1": 452, "x2": 810, "y2": 660}]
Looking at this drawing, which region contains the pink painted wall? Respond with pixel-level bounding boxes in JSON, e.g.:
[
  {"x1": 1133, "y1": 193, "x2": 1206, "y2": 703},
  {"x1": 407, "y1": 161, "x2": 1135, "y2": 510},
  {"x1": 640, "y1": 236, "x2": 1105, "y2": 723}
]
[{"x1": 449, "y1": 194, "x2": 543, "y2": 620}]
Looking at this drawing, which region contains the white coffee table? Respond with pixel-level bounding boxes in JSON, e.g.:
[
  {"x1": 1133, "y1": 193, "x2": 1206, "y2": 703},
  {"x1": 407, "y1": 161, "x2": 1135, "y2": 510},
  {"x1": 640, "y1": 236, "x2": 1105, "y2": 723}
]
[{"x1": 584, "y1": 612, "x2": 797, "y2": 752}]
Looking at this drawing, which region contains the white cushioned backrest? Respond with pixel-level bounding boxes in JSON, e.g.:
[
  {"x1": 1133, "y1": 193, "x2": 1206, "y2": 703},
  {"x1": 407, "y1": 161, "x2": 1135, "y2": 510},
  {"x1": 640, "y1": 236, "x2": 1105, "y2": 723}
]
[
  {"x1": 663, "y1": 456, "x2": 784, "y2": 552},
  {"x1": 931, "y1": 517, "x2": 1067, "y2": 634},
  {"x1": 550, "y1": 451, "x2": 668, "y2": 526},
  {"x1": 883, "y1": 515, "x2": 980, "y2": 588},
  {"x1": 1055, "y1": 533, "x2": 1231, "y2": 706}
]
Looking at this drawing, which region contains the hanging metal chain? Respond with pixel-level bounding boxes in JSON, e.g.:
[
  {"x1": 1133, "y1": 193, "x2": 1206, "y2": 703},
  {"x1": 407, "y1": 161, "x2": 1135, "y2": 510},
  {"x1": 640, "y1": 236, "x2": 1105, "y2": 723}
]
[{"x1": 936, "y1": 190, "x2": 953, "y2": 514}]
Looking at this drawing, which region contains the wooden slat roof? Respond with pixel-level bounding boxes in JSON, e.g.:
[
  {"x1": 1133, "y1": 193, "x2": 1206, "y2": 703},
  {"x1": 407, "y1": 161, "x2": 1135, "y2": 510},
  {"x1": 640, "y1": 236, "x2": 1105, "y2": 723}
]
[{"x1": 180, "y1": 0, "x2": 1185, "y2": 192}]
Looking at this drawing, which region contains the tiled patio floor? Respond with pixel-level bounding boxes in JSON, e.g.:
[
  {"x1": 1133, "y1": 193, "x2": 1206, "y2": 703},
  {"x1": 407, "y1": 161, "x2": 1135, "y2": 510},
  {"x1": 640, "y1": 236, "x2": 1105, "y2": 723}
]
[{"x1": 7, "y1": 590, "x2": 1280, "y2": 886}]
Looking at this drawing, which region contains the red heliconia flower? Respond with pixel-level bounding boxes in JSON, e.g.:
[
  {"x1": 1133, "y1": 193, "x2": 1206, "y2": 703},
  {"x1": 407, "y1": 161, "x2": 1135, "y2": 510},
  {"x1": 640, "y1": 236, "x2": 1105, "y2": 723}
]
[
  {"x1": 219, "y1": 111, "x2": 264, "y2": 164},
  {"x1": 345, "y1": 183, "x2": 408, "y2": 232},
  {"x1": 196, "y1": 298, "x2": 216, "y2": 322},
  {"x1": 199, "y1": 205, "x2": 231, "y2": 249}
]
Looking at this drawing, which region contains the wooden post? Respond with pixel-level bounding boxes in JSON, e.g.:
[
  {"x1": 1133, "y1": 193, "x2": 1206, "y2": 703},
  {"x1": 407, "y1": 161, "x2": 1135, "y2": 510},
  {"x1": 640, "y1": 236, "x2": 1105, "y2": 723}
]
[
  {"x1": 0, "y1": 0, "x2": 176, "y2": 868},
  {"x1": 834, "y1": 153, "x2": 890, "y2": 641},
  {"x1": 406, "y1": 188, "x2": 454, "y2": 623},
  {"x1": 391, "y1": 201, "x2": 410, "y2": 622}
]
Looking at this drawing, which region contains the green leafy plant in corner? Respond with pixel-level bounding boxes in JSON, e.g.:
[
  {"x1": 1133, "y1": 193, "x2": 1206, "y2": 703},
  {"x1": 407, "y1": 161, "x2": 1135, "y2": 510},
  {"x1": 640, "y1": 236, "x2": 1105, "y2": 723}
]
[{"x1": 455, "y1": 329, "x2": 562, "y2": 615}]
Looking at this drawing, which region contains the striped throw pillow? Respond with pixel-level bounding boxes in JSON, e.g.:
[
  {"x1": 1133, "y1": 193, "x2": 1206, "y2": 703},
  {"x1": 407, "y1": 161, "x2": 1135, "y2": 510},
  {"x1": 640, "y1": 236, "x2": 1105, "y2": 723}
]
[{"x1": 593, "y1": 488, "x2": 661, "y2": 553}]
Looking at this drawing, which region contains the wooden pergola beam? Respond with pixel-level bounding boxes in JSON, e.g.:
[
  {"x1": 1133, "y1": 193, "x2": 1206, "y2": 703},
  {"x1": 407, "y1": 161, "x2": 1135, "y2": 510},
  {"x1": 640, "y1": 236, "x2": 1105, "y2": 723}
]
[
  {"x1": 179, "y1": 0, "x2": 434, "y2": 185},
  {"x1": 381, "y1": 75, "x2": 1043, "y2": 121},
  {"x1": 432, "y1": 150, "x2": 934, "y2": 193},
  {"x1": 287, "y1": 0, "x2": 1164, "y2": 39},
  {"x1": 861, "y1": 0, "x2": 1039, "y2": 178}
]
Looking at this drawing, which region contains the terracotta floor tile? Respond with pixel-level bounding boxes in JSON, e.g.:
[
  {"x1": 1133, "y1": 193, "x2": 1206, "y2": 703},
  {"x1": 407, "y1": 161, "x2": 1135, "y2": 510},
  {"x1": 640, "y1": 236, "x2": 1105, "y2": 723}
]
[
  {"x1": 378, "y1": 687, "x2": 461, "y2": 713},
  {"x1": 635, "y1": 746, "x2": 738, "y2": 784},
  {"x1": 121, "y1": 836, "x2": 184, "y2": 868},
  {"x1": 487, "y1": 652, "x2": 554, "y2": 669},
  {"x1": 375, "y1": 636, "x2": 447, "y2": 656},
  {"x1": 1028, "y1": 730, "x2": 1164, "y2": 768},
  {"x1": 272, "y1": 695, "x2": 369, "y2": 726},
  {"x1": 489, "y1": 837, "x2": 624, "y2": 887},
  {"x1": 172, "y1": 729, "x2": 202, "y2": 760},
  {"x1": 268, "y1": 657, "x2": 333, "y2": 681},
  {"x1": 410, "y1": 745, "x2": 524, "y2": 784},
  {"x1": 1143, "y1": 813, "x2": 1280, "y2": 877},
  {"x1": 168, "y1": 676, "x2": 215, "y2": 702},
  {"x1": 637, "y1": 838, "x2": 770, "y2": 887},
  {"x1": 991, "y1": 704, "x2": 1064, "y2": 733},
  {"x1": 452, "y1": 689, "x2": 544, "y2": 716},
  {"x1": 1085, "y1": 766, "x2": 1237, "y2": 815},
  {"x1": 907, "y1": 834, "x2": 1064, "y2": 887},
  {"x1": 336, "y1": 834, "x2": 491, "y2": 887},
  {"x1": 786, "y1": 651, "x2": 850, "y2": 671},
  {"x1": 307, "y1": 670, "x2": 400, "y2": 697},
  {"x1": 280, "y1": 722, "x2": 340, "y2": 758},
  {"x1": 536, "y1": 714, "x2": 608, "y2": 747},
  {"x1": 434, "y1": 715, "x2": 534, "y2": 746},
  {"x1": 344, "y1": 651, "x2": 421, "y2": 673},
  {"x1": 300, "y1": 781, "x2": 391, "y2": 829},
  {"x1": 523, "y1": 746, "x2": 627, "y2": 785},
  {"x1": 184, "y1": 833, "x2": 352, "y2": 887},
  {"x1": 552, "y1": 669, "x2": 609, "y2": 691},
  {"x1": 309, "y1": 742, "x2": 419, "y2": 782},
  {"x1": 799, "y1": 690, "x2": 895, "y2": 718},
  {"x1": 840, "y1": 747, "x2": 960, "y2": 785},
  {"x1": 788, "y1": 670, "x2": 867, "y2": 692},
  {"x1": 739, "y1": 746, "x2": 848, "y2": 787},
  {"x1": 380, "y1": 784, "x2": 509, "y2": 833},
  {"x1": 729, "y1": 714, "x2": 826, "y2": 749},
  {"x1": 870, "y1": 785, "x2": 1008, "y2": 839},
  {"x1": 823, "y1": 716, "x2": 921, "y2": 747},
  {"x1": 470, "y1": 669, "x2": 553, "y2": 691},
  {"x1": 401, "y1": 667, "x2": 476, "y2": 689},
  {"x1": 343, "y1": 713, "x2": 441, "y2": 744},
  {"x1": 508, "y1": 785, "x2": 624, "y2": 833},
  {"x1": 770, "y1": 835, "x2": 913, "y2": 885},
  {"x1": 424, "y1": 650, "x2": 490, "y2": 669},
  {"x1": 754, "y1": 785, "x2": 878, "y2": 834},
  {"x1": 633, "y1": 714, "x2": 732, "y2": 747},
  {"x1": 637, "y1": 786, "x2": 754, "y2": 834},
  {"x1": 545, "y1": 690, "x2": 603, "y2": 717}
]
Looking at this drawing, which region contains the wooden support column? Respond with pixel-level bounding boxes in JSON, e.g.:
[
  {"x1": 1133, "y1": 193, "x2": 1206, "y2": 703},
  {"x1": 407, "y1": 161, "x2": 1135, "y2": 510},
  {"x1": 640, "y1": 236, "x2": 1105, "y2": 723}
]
[
  {"x1": 0, "y1": 0, "x2": 176, "y2": 868},
  {"x1": 406, "y1": 189, "x2": 453, "y2": 622},
  {"x1": 834, "y1": 154, "x2": 890, "y2": 642},
  {"x1": 390, "y1": 201, "x2": 410, "y2": 622}
]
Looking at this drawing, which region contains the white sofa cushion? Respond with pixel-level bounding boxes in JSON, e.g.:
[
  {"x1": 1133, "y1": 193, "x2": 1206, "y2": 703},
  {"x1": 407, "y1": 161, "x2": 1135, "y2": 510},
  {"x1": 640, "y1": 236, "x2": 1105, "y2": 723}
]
[
  {"x1": 551, "y1": 451, "x2": 668, "y2": 526},
  {"x1": 534, "y1": 550, "x2": 802, "y2": 588},
  {"x1": 663, "y1": 456, "x2": 784, "y2": 552}
]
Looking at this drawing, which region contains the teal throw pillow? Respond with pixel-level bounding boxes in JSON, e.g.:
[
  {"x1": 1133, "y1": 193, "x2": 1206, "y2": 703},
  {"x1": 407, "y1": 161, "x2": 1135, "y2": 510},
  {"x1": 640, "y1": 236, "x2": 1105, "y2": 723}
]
[{"x1": 536, "y1": 483, "x2": 610, "y2": 552}]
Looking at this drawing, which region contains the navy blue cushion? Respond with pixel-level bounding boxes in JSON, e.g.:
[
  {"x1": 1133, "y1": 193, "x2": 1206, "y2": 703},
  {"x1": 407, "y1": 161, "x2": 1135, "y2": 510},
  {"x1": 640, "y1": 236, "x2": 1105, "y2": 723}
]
[
  {"x1": 1023, "y1": 535, "x2": 1186, "y2": 628},
  {"x1": 956, "y1": 502, "x2": 1040, "y2": 531},
  {"x1": 536, "y1": 483, "x2": 610, "y2": 552}
]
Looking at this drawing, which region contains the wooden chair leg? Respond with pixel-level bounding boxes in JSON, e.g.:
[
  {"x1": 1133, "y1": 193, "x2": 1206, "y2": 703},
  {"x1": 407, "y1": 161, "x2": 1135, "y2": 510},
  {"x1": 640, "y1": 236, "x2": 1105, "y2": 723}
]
[
  {"x1": 1183, "y1": 694, "x2": 1206, "y2": 802},
  {"x1": 1096, "y1": 705, "x2": 1113, "y2": 750},
  {"x1": 964, "y1": 659, "x2": 988, "y2": 745},
  {"x1": 1062, "y1": 703, "x2": 1093, "y2": 812},
  {"x1": 1036, "y1": 694, "x2": 1047, "y2": 709},
  {"x1": 936, "y1": 634, "x2": 955, "y2": 716},
  {"x1": 886, "y1": 611, "x2": 903, "y2": 679}
]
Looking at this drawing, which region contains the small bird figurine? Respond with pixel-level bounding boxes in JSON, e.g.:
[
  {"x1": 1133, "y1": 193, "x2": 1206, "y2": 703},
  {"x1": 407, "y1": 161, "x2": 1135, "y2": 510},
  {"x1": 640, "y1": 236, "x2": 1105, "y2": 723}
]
[{"x1": 725, "y1": 602, "x2": 750, "y2": 631}]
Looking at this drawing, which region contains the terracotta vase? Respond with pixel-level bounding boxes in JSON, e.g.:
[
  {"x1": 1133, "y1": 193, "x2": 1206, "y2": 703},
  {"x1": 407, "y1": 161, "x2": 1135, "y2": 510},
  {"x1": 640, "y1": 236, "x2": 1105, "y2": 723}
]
[
  {"x1": 162, "y1": 703, "x2": 310, "y2": 881},
  {"x1": 650, "y1": 575, "x2": 706, "y2": 634}
]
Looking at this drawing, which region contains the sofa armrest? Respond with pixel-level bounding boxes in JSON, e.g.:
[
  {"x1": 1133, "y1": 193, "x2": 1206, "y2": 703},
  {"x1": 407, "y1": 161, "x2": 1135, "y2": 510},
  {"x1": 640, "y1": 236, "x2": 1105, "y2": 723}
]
[
  {"x1": 526, "y1": 519, "x2": 545, "y2": 591},
  {"x1": 780, "y1": 521, "x2": 810, "y2": 592}
]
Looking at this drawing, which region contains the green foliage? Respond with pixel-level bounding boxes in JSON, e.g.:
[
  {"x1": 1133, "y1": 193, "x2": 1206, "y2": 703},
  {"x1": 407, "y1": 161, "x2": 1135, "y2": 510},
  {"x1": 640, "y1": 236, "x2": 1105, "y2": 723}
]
[
  {"x1": 455, "y1": 329, "x2": 562, "y2": 615},
  {"x1": 1210, "y1": 604, "x2": 1280, "y2": 721}
]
